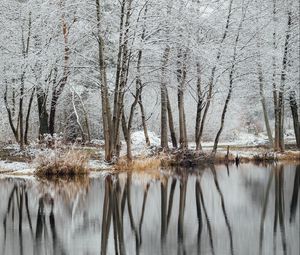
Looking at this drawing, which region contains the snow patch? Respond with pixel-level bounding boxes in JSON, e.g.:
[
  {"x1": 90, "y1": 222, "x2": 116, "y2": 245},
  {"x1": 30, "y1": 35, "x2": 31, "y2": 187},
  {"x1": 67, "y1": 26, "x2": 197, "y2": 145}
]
[
  {"x1": 131, "y1": 131, "x2": 160, "y2": 149},
  {"x1": 233, "y1": 132, "x2": 268, "y2": 146},
  {"x1": 129, "y1": 131, "x2": 160, "y2": 156},
  {"x1": 88, "y1": 160, "x2": 112, "y2": 171},
  {"x1": 0, "y1": 160, "x2": 34, "y2": 174}
]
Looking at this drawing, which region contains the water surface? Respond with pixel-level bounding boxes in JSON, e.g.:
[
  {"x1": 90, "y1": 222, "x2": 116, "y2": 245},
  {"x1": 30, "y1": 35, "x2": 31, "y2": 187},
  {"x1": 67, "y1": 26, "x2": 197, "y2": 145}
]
[{"x1": 0, "y1": 163, "x2": 299, "y2": 255}]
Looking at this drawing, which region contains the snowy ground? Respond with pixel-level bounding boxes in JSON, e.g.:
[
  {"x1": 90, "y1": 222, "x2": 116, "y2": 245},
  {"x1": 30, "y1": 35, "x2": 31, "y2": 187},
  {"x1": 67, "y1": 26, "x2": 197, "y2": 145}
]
[
  {"x1": 0, "y1": 130, "x2": 298, "y2": 175},
  {"x1": 0, "y1": 160, "x2": 35, "y2": 175}
]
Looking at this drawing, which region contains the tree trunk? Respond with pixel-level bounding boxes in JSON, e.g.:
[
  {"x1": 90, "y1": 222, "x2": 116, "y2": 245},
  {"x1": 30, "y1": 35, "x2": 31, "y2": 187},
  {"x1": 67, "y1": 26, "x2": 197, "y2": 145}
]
[
  {"x1": 19, "y1": 73, "x2": 25, "y2": 149},
  {"x1": 74, "y1": 90, "x2": 91, "y2": 143},
  {"x1": 212, "y1": 72, "x2": 233, "y2": 155},
  {"x1": 48, "y1": 7, "x2": 70, "y2": 136},
  {"x1": 36, "y1": 87, "x2": 49, "y2": 137},
  {"x1": 166, "y1": 91, "x2": 177, "y2": 148},
  {"x1": 49, "y1": 90, "x2": 58, "y2": 136},
  {"x1": 276, "y1": 11, "x2": 291, "y2": 152},
  {"x1": 136, "y1": 5, "x2": 150, "y2": 147},
  {"x1": 160, "y1": 47, "x2": 170, "y2": 150},
  {"x1": 272, "y1": 0, "x2": 280, "y2": 151},
  {"x1": 24, "y1": 87, "x2": 36, "y2": 145},
  {"x1": 112, "y1": 0, "x2": 132, "y2": 158},
  {"x1": 212, "y1": 9, "x2": 244, "y2": 156},
  {"x1": 177, "y1": 49, "x2": 188, "y2": 149},
  {"x1": 96, "y1": 0, "x2": 113, "y2": 161},
  {"x1": 4, "y1": 81, "x2": 19, "y2": 142},
  {"x1": 195, "y1": 63, "x2": 203, "y2": 151},
  {"x1": 71, "y1": 91, "x2": 85, "y2": 143},
  {"x1": 112, "y1": 0, "x2": 126, "y2": 153},
  {"x1": 138, "y1": 94, "x2": 150, "y2": 146},
  {"x1": 290, "y1": 91, "x2": 300, "y2": 148},
  {"x1": 256, "y1": 19, "x2": 274, "y2": 148},
  {"x1": 198, "y1": 0, "x2": 233, "y2": 151},
  {"x1": 259, "y1": 73, "x2": 274, "y2": 148}
]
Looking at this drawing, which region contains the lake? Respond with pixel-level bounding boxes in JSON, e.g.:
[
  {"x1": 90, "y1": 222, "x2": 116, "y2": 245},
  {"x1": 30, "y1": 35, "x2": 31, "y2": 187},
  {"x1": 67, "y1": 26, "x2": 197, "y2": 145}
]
[{"x1": 0, "y1": 163, "x2": 299, "y2": 255}]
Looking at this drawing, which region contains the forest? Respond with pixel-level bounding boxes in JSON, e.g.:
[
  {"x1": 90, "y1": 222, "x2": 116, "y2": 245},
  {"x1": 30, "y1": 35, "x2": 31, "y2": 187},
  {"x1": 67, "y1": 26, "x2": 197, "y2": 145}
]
[
  {"x1": 0, "y1": 0, "x2": 299, "y2": 167},
  {"x1": 0, "y1": 1, "x2": 300, "y2": 255}
]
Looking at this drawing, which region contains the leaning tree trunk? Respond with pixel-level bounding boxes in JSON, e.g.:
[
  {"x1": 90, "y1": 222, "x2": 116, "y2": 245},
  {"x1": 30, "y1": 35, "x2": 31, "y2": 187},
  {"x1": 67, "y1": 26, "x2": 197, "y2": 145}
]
[
  {"x1": 4, "y1": 81, "x2": 19, "y2": 143},
  {"x1": 139, "y1": 93, "x2": 151, "y2": 146},
  {"x1": 212, "y1": 71, "x2": 233, "y2": 156},
  {"x1": 197, "y1": 0, "x2": 233, "y2": 151},
  {"x1": 212, "y1": 7, "x2": 244, "y2": 156},
  {"x1": 166, "y1": 91, "x2": 178, "y2": 148},
  {"x1": 290, "y1": 91, "x2": 300, "y2": 148}
]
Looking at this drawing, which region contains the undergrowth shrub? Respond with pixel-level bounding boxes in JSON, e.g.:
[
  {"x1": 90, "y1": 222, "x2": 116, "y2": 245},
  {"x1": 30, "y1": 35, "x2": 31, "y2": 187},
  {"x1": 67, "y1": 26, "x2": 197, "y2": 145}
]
[
  {"x1": 35, "y1": 150, "x2": 90, "y2": 177},
  {"x1": 114, "y1": 157, "x2": 161, "y2": 171}
]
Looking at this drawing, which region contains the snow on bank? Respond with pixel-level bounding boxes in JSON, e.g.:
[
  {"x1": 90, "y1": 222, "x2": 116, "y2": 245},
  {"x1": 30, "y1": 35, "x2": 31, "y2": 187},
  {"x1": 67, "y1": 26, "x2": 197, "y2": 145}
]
[
  {"x1": 198, "y1": 132, "x2": 269, "y2": 148},
  {"x1": 122, "y1": 131, "x2": 161, "y2": 157},
  {"x1": 229, "y1": 132, "x2": 269, "y2": 146},
  {"x1": 88, "y1": 160, "x2": 112, "y2": 170},
  {"x1": 0, "y1": 160, "x2": 35, "y2": 174},
  {"x1": 131, "y1": 131, "x2": 160, "y2": 149}
]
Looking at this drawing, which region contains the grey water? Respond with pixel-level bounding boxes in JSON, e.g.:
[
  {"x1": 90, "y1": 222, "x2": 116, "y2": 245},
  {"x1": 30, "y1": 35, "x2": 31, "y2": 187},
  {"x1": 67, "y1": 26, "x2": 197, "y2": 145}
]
[{"x1": 0, "y1": 163, "x2": 299, "y2": 255}]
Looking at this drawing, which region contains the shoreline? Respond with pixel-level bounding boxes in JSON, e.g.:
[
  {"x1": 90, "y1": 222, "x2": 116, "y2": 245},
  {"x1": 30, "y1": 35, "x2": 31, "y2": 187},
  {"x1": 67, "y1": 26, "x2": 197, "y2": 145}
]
[{"x1": 0, "y1": 146, "x2": 299, "y2": 177}]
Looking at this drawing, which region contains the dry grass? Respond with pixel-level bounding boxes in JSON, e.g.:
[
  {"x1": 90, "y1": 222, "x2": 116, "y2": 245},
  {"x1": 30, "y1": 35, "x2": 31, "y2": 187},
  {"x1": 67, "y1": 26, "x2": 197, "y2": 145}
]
[
  {"x1": 277, "y1": 151, "x2": 300, "y2": 161},
  {"x1": 114, "y1": 157, "x2": 162, "y2": 171},
  {"x1": 35, "y1": 150, "x2": 90, "y2": 177}
]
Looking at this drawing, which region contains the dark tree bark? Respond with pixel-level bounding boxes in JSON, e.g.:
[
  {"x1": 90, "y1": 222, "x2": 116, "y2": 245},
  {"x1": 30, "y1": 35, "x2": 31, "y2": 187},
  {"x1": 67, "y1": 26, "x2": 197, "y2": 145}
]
[
  {"x1": 289, "y1": 91, "x2": 300, "y2": 148},
  {"x1": 160, "y1": 46, "x2": 170, "y2": 150},
  {"x1": 24, "y1": 87, "x2": 36, "y2": 145},
  {"x1": 36, "y1": 88, "x2": 49, "y2": 137},
  {"x1": 274, "y1": 10, "x2": 291, "y2": 152},
  {"x1": 166, "y1": 91, "x2": 178, "y2": 148},
  {"x1": 177, "y1": 49, "x2": 188, "y2": 149},
  {"x1": 96, "y1": 0, "x2": 113, "y2": 161},
  {"x1": 195, "y1": 63, "x2": 203, "y2": 151},
  {"x1": 49, "y1": 6, "x2": 70, "y2": 136}
]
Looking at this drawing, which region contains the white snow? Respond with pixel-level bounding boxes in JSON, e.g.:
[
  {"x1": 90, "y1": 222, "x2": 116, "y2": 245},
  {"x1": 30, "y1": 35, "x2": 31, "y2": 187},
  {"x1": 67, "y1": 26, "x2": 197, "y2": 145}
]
[
  {"x1": 90, "y1": 139, "x2": 105, "y2": 146},
  {"x1": 121, "y1": 130, "x2": 161, "y2": 157},
  {"x1": 88, "y1": 160, "x2": 112, "y2": 170},
  {"x1": 0, "y1": 160, "x2": 34, "y2": 174},
  {"x1": 131, "y1": 131, "x2": 160, "y2": 150},
  {"x1": 231, "y1": 132, "x2": 269, "y2": 146}
]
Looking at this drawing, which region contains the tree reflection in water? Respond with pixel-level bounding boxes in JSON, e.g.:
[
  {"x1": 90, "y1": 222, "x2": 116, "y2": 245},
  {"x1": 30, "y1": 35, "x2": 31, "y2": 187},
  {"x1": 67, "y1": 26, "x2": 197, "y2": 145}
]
[
  {"x1": 258, "y1": 164, "x2": 299, "y2": 255},
  {"x1": 1, "y1": 176, "x2": 89, "y2": 255},
  {"x1": 290, "y1": 165, "x2": 300, "y2": 223},
  {"x1": 0, "y1": 164, "x2": 299, "y2": 255}
]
